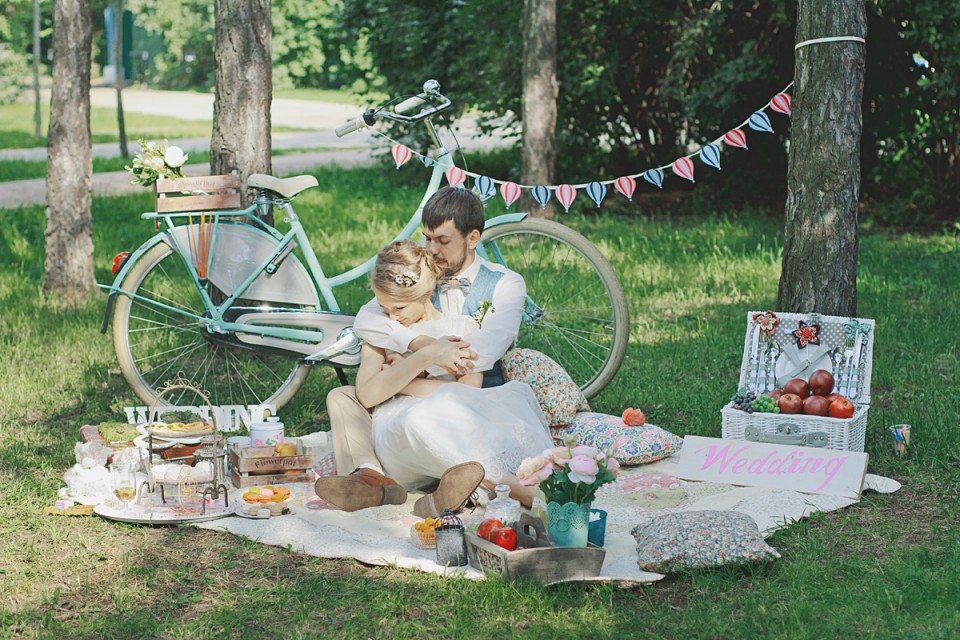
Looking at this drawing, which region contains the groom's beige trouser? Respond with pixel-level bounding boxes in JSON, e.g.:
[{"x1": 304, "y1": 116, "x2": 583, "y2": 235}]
[{"x1": 326, "y1": 385, "x2": 379, "y2": 473}]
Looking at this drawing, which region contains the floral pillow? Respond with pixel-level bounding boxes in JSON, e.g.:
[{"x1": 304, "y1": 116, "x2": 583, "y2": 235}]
[
  {"x1": 553, "y1": 412, "x2": 682, "y2": 466},
  {"x1": 501, "y1": 348, "x2": 589, "y2": 426},
  {"x1": 631, "y1": 511, "x2": 780, "y2": 573}
]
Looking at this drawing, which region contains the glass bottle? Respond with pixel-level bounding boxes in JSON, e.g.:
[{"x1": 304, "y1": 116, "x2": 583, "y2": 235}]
[{"x1": 484, "y1": 484, "x2": 521, "y2": 526}]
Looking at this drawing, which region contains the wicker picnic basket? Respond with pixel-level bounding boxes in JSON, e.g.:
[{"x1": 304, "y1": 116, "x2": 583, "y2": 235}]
[{"x1": 720, "y1": 311, "x2": 875, "y2": 452}]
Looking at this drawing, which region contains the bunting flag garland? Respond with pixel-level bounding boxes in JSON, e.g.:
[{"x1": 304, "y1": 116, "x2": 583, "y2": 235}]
[
  {"x1": 699, "y1": 143, "x2": 721, "y2": 170},
  {"x1": 500, "y1": 181, "x2": 521, "y2": 208},
  {"x1": 723, "y1": 128, "x2": 748, "y2": 150},
  {"x1": 748, "y1": 111, "x2": 774, "y2": 133},
  {"x1": 475, "y1": 175, "x2": 496, "y2": 201},
  {"x1": 642, "y1": 169, "x2": 664, "y2": 189},
  {"x1": 586, "y1": 181, "x2": 607, "y2": 207},
  {"x1": 556, "y1": 184, "x2": 577, "y2": 212},
  {"x1": 672, "y1": 157, "x2": 695, "y2": 182},
  {"x1": 615, "y1": 175, "x2": 637, "y2": 200},
  {"x1": 445, "y1": 166, "x2": 466, "y2": 188},
  {"x1": 532, "y1": 185, "x2": 551, "y2": 208},
  {"x1": 374, "y1": 82, "x2": 793, "y2": 212},
  {"x1": 769, "y1": 92, "x2": 792, "y2": 115},
  {"x1": 391, "y1": 143, "x2": 412, "y2": 169}
]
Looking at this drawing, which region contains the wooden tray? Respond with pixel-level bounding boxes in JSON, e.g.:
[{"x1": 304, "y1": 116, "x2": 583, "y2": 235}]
[{"x1": 465, "y1": 515, "x2": 606, "y2": 585}]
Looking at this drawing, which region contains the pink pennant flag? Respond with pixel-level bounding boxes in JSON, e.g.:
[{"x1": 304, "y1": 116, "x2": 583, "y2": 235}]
[
  {"x1": 723, "y1": 129, "x2": 748, "y2": 150},
  {"x1": 614, "y1": 176, "x2": 636, "y2": 201},
  {"x1": 391, "y1": 144, "x2": 412, "y2": 169},
  {"x1": 556, "y1": 184, "x2": 577, "y2": 212},
  {"x1": 770, "y1": 92, "x2": 792, "y2": 115},
  {"x1": 445, "y1": 166, "x2": 466, "y2": 188},
  {"x1": 672, "y1": 157, "x2": 695, "y2": 183},
  {"x1": 499, "y1": 181, "x2": 521, "y2": 208}
]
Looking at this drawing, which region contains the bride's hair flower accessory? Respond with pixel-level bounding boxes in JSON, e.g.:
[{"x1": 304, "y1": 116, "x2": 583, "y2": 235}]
[{"x1": 393, "y1": 270, "x2": 419, "y2": 287}]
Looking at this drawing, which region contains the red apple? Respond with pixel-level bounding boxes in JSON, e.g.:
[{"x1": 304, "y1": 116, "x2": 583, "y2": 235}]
[
  {"x1": 489, "y1": 526, "x2": 517, "y2": 551},
  {"x1": 803, "y1": 395, "x2": 830, "y2": 416},
  {"x1": 770, "y1": 389, "x2": 783, "y2": 401},
  {"x1": 808, "y1": 369, "x2": 835, "y2": 396},
  {"x1": 777, "y1": 393, "x2": 804, "y2": 414},
  {"x1": 825, "y1": 393, "x2": 846, "y2": 404},
  {"x1": 828, "y1": 397, "x2": 855, "y2": 419},
  {"x1": 783, "y1": 378, "x2": 811, "y2": 399},
  {"x1": 477, "y1": 518, "x2": 504, "y2": 540}
]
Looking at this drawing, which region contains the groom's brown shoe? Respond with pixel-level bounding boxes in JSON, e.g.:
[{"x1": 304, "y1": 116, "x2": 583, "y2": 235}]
[
  {"x1": 413, "y1": 462, "x2": 485, "y2": 518},
  {"x1": 314, "y1": 468, "x2": 407, "y2": 512}
]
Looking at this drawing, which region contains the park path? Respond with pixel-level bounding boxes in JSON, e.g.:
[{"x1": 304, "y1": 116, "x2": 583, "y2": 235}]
[{"x1": 0, "y1": 87, "x2": 509, "y2": 209}]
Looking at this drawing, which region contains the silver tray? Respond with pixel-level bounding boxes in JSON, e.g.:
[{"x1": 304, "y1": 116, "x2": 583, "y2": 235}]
[{"x1": 94, "y1": 501, "x2": 234, "y2": 525}]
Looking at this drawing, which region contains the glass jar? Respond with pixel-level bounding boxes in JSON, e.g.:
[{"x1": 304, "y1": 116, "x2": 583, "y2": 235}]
[{"x1": 484, "y1": 484, "x2": 521, "y2": 526}]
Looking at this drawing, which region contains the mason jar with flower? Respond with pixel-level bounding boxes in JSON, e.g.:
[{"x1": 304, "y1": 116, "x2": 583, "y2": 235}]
[{"x1": 515, "y1": 437, "x2": 624, "y2": 547}]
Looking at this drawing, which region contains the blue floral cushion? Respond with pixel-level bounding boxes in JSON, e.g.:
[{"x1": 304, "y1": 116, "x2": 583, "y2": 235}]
[
  {"x1": 631, "y1": 511, "x2": 781, "y2": 573},
  {"x1": 553, "y1": 411, "x2": 682, "y2": 466}
]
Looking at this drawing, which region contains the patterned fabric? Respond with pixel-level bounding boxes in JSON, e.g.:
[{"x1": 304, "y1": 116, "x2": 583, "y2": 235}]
[
  {"x1": 430, "y1": 264, "x2": 504, "y2": 317},
  {"x1": 631, "y1": 510, "x2": 780, "y2": 573},
  {"x1": 500, "y1": 348, "x2": 589, "y2": 426},
  {"x1": 553, "y1": 412, "x2": 682, "y2": 466}
]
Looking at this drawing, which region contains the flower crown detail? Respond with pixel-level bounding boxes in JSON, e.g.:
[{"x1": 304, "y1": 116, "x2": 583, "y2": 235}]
[{"x1": 392, "y1": 270, "x2": 420, "y2": 287}]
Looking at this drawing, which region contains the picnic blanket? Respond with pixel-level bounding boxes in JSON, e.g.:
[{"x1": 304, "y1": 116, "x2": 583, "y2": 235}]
[{"x1": 194, "y1": 432, "x2": 900, "y2": 584}]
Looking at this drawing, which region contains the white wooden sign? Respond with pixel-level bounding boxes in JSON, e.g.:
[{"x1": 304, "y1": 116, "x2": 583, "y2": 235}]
[
  {"x1": 677, "y1": 435, "x2": 868, "y2": 499},
  {"x1": 123, "y1": 404, "x2": 275, "y2": 432}
]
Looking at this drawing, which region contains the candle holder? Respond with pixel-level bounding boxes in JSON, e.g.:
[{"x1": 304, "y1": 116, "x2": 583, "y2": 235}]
[{"x1": 434, "y1": 510, "x2": 468, "y2": 567}]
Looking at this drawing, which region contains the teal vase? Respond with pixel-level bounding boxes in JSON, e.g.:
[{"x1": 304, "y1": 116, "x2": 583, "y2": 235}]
[{"x1": 546, "y1": 501, "x2": 591, "y2": 547}]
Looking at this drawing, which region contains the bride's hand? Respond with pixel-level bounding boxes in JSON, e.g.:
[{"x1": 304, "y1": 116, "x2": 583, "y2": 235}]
[{"x1": 424, "y1": 336, "x2": 474, "y2": 372}]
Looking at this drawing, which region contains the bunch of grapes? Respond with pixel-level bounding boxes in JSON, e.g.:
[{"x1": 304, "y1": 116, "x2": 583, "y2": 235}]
[
  {"x1": 751, "y1": 394, "x2": 780, "y2": 414},
  {"x1": 731, "y1": 389, "x2": 757, "y2": 413}
]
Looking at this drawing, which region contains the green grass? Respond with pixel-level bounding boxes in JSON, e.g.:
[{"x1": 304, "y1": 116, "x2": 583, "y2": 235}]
[{"x1": 0, "y1": 163, "x2": 958, "y2": 639}]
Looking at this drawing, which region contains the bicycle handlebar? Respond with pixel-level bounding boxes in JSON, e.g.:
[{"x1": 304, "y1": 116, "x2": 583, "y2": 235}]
[
  {"x1": 333, "y1": 80, "x2": 451, "y2": 136},
  {"x1": 394, "y1": 95, "x2": 428, "y2": 115}
]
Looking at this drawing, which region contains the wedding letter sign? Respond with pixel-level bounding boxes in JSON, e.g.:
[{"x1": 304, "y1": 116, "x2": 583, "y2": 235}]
[
  {"x1": 123, "y1": 404, "x2": 275, "y2": 432},
  {"x1": 676, "y1": 436, "x2": 868, "y2": 499}
]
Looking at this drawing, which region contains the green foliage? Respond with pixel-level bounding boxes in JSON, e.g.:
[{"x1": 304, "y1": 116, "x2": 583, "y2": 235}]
[{"x1": 0, "y1": 43, "x2": 28, "y2": 104}]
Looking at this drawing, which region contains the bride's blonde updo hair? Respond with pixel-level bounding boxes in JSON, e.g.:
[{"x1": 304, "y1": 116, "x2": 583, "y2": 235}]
[{"x1": 371, "y1": 241, "x2": 441, "y2": 302}]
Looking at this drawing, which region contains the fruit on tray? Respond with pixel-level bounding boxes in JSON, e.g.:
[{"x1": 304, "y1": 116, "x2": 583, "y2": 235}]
[
  {"x1": 489, "y1": 525, "x2": 518, "y2": 551},
  {"x1": 828, "y1": 396, "x2": 855, "y2": 419},
  {"x1": 808, "y1": 369, "x2": 835, "y2": 396},
  {"x1": 477, "y1": 518, "x2": 505, "y2": 540},
  {"x1": 783, "y1": 378, "x2": 811, "y2": 399},
  {"x1": 273, "y1": 442, "x2": 298, "y2": 457},
  {"x1": 802, "y1": 395, "x2": 830, "y2": 416},
  {"x1": 414, "y1": 517, "x2": 441, "y2": 533},
  {"x1": 777, "y1": 393, "x2": 804, "y2": 414},
  {"x1": 242, "y1": 485, "x2": 292, "y2": 504}
]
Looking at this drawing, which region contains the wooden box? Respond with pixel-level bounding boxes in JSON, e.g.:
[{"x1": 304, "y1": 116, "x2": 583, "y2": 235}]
[
  {"x1": 720, "y1": 311, "x2": 875, "y2": 452},
  {"x1": 465, "y1": 515, "x2": 606, "y2": 585},
  {"x1": 229, "y1": 438, "x2": 314, "y2": 487}
]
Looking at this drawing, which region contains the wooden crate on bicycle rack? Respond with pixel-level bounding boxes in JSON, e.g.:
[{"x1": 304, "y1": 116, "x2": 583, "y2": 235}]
[{"x1": 155, "y1": 174, "x2": 242, "y2": 213}]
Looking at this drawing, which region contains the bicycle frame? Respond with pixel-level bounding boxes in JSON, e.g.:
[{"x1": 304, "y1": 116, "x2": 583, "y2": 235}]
[{"x1": 100, "y1": 149, "x2": 529, "y2": 352}]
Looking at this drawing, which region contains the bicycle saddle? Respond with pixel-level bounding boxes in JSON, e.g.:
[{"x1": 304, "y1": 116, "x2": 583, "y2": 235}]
[{"x1": 247, "y1": 174, "x2": 319, "y2": 198}]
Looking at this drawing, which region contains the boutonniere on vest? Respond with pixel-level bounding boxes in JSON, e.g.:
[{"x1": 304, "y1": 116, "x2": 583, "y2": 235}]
[{"x1": 473, "y1": 300, "x2": 494, "y2": 326}]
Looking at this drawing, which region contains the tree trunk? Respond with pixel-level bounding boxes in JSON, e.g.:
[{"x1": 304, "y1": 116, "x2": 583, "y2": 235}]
[
  {"x1": 44, "y1": 0, "x2": 95, "y2": 303},
  {"x1": 32, "y1": 0, "x2": 42, "y2": 140},
  {"x1": 777, "y1": 0, "x2": 866, "y2": 316},
  {"x1": 520, "y1": 0, "x2": 557, "y2": 219},
  {"x1": 115, "y1": 0, "x2": 128, "y2": 158},
  {"x1": 211, "y1": 0, "x2": 272, "y2": 214}
]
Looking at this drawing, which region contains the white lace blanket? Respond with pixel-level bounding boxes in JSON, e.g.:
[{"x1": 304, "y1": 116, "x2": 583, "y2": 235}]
[{"x1": 194, "y1": 434, "x2": 900, "y2": 584}]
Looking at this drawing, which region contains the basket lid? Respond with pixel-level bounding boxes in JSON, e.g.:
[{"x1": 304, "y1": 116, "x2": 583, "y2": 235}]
[{"x1": 736, "y1": 311, "x2": 875, "y2": 405}]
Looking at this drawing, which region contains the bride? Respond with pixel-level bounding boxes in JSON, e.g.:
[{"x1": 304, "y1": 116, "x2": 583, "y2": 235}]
[{"x1": 354, "y1": 241, "x2": 553, "y2": 514}]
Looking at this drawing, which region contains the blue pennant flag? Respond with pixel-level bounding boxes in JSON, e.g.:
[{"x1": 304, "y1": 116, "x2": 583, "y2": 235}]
[
  {"x1": 475, "y1": 175, "x2": 496, "y2": 201},
  {"x1": 419, "y1": 155, "x2": 435, "y2": 168},
  {"x1": 532, "y1": 185, "x2": 551, "y2": 208},
  {"x1": 699, "y1": 143, "x2": 721, "y2": 170},
  {"x1": 642, "y1": 169, "x2": 664, "y2": 189},
  {"x1": 585, "y1": 181, "x2": 607, "y2": 207},
  {"x1": 748, "y1": 111, "x2": 774, "y2": 134}
]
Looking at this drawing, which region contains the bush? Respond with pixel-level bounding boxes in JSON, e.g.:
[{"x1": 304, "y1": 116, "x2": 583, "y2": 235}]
[{"x1": 0, "y1": 45, "x2": 28, "y2": 105}]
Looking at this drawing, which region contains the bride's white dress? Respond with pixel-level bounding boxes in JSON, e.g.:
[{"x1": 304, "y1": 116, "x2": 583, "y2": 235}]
[{"x1": 372, "y1": 316, "x2": 554, "y2": 489}]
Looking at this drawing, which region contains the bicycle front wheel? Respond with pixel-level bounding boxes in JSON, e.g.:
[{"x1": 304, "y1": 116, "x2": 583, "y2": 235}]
[
  {"x1": 112, "y1": 240, "x2": 311, "y2": 410},
  {"x1": 479, "y1": 217, "x2": 629, "y2": 399}
]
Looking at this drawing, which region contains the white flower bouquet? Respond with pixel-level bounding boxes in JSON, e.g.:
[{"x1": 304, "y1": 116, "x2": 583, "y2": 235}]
[{"x1": 125, "y1": 139, "x2": 189, "y2": 187}]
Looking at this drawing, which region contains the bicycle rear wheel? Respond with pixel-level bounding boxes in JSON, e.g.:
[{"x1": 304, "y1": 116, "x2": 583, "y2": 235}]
[
  {"x1": 112, "y1": 241, "x2": 311, "y2": 410},
  {"x1": 479, "y1": 217, "x2": 629, "y2": 399}
]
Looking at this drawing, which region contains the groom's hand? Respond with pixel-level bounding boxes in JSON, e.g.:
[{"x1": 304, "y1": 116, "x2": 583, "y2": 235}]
[
  {"x1": 423, "y1": 336, "x2": 477, "y2": 375},
  {"x1": 440, "y1": 336, "x2": 478, "y2": 376}
]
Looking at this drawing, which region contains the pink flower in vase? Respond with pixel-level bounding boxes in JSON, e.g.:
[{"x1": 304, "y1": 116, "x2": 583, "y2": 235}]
[
  {"x1": 516, "y1": 456, "x2": 555, "y2": 486},
  {"x1": 606, "y1": 457, "x2": 621, "y2": 476},
  {"x1": 568, "y1": 455, "x2": 599, "y2": 484},
  {"x1": 543, "y1": 446, "x2": 572, "y2": 467}
]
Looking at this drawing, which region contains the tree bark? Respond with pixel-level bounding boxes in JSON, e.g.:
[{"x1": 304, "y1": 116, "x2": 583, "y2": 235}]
[
  {"x1": 520, "y1": 0, "x2": 557, "y2": 219},
  {"x1": 44, "y1": 0, "x2": 95, "y2": 303},
  {"x1": 115, "y1": 0, "x2": 128, "y2": 158},
  {"x1": 777, "y1": 0, "x2": 866, "y2": 316},
  {"x1": 32, "y1": 0, "x2": 42, "y2": 140},
  {"x1": 211, "y1": 0, "x2": 272, "y2": 213}
]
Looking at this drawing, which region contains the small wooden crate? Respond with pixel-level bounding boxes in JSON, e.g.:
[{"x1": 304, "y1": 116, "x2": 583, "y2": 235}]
[
  {"x1": 465, "y1": 515, "x2": 606, "y2": 585},
  {"x1": 155, "y1": 174, "x2": 242, "y2": 213},
  {"x1": 720, "y1": 311, "x2": 875, "y2": 452},
  {"x1": 229, "y1": 438, "x2": 314, "y2": 487}
]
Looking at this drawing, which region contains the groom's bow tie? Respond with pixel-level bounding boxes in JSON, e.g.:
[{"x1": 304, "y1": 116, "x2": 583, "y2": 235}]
[{"x1": 438, "y1": 277, "x2": 471, "y2": 295}]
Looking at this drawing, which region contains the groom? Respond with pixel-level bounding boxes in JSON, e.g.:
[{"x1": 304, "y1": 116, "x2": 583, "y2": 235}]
[{"x1": 315, "y1": 187, "x2": 527, "y2": 511}]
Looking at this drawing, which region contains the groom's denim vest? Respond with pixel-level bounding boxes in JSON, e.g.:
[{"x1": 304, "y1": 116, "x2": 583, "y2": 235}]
[{"x1": 432, "y1": 264, "x2": 506, "y2": 388}]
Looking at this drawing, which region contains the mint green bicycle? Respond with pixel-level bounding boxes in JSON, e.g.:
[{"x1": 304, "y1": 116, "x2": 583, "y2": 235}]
[{"x1": 101, "y1": 81, "x2": 629, "y2": 409}]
